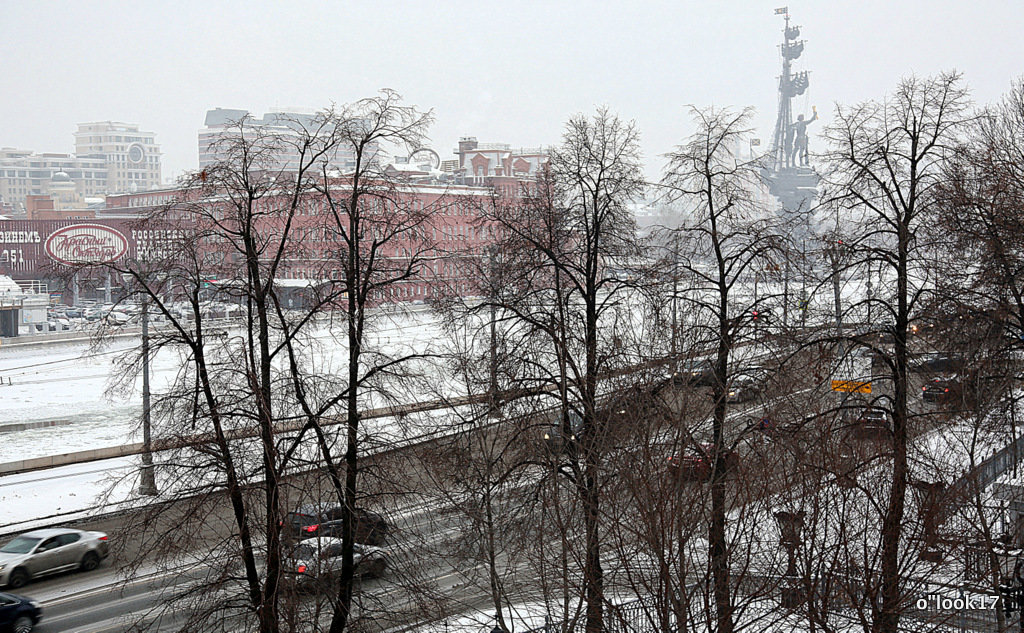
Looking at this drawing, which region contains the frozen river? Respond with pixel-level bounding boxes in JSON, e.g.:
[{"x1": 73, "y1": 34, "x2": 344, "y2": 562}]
[
  {"x1": 0, "y1": 276, "x2": 874, "y2": 465},
  {"x1": 0, "y1": 307, "x2": 451, "y2": 464}
]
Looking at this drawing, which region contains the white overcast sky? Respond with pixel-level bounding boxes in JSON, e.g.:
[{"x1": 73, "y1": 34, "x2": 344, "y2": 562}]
[{"x1": 2, "y1": 1, "x2": 1023, "y2": 183}]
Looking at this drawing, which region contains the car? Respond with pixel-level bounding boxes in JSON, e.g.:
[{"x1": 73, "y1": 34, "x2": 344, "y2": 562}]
[
  {"x1": 0, "y1": 528, "x2": 109, "y2": 589},
  {"x1": 283, "y1": 537, "x2": 387, "y2": 589},
  {"x1": 680, "y1": 359, "x2": 717, "y2": 387},
  {"x1": 281, "y1": 506, "x2": 389, "y2": 545},
  {"x1": 911, "y1": 353, "x2": 963, "y2": 374},
  {"x1": 105, "y1": 311, "x2": 130, "y2": 326},
  {"x1": 668, "y1": 443, "x2": 740, "y2": 481},
  {"x1": 922, "y1": 375, "x2": 963, "y2": 404},
  {"x1": 726, "y1": 374, "x2": 762, "y2": 403},
  {"x1": 543, "y1": 411, "x2": 584, "y2": 453},
  {"x1": 0, "y1": 591, "x2": 40, "y2": 632},
  {"x1": 855, "y1": 407, "x2": 887, "y2": 427},
  {"x1": 843, "y1": 406, "x2": 890, "y2": 439}
]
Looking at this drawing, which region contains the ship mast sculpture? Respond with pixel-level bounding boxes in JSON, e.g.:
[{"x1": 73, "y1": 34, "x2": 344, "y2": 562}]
[{"x1": 763, "y1": 7, "x2": 820, "y2": 218}]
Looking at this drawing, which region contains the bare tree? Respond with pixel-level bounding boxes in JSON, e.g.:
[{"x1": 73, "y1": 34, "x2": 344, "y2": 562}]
[
  {"x1": 104, "y1": 109, "x2": 348, "y2": 633},
  {"x1": 821, "y1": 71, "x2": 970, "y2": 633},
  {"x1": 658, "y1": 105, "x2": 785, "y2": 633},
  {"x1": 100, "y1": 94, "x2": 438, "y2": 633},
  {"x1": 478, "y1": 108, "x2": 646, "y2": 632},
  {"x1": 277, "y1": 90, "x2": 435, "y2": 633}
]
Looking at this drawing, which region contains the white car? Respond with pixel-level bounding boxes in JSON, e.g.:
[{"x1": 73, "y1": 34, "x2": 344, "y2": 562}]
[{"x1": 0, "y1": 529, "x2": 110, "y2": 589}]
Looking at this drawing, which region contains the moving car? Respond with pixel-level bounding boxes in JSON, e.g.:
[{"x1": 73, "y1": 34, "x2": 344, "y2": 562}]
[
  {"x1": 840, "y1": 405, "x2": 890, "y2": 440},
  {"x1": 283, "y1": 537, "x2": 387, "y2": 589},
  {"x1": 668, "y1": 443, "x2": 740, "y2": 482},
  {"x1": 543, "y1": 411, "x2": 584, "y2": 453},
  {"x1": 911, "y1": 353, "x2": 963, "y2": 374},
  {"x1": 684, "y1": 359, "x2": 718, "y2": 387},
  {"x1": 281, "y1": 506, "x2": 389, "y2": 546},
  {"x1": 0, "y1": 529, "x2": 109, "y2": 589},
  {"x1": 0, "y1": 591, "x2": 40, "y2": 633},
  {"x1": 922, "y1": 376, "x2": 963, "y2": 404},
  {"x1": 726, "y1": 374, "x2": 762, "y2": 403}
]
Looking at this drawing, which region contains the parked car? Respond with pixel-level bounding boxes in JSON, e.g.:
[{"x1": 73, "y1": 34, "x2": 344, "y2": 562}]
[
  {"x1": 0, "y1": 591, "x2": 40, "y2": 633},
  {"x1": 668, "y1": 443, "x2": 740, "y2": 482},
  {"x1": 105, "y1": 311, "x2": 130, "y2": 326},
  {"x1": 281, "y1": 506, "x2": 389, "y2": 545},
  {"x1": 0, "y1": 528, "x2": 109, "y2": 589},
  {"x1": 283, "y1": 537, "x2": 387, "y2": 589}
]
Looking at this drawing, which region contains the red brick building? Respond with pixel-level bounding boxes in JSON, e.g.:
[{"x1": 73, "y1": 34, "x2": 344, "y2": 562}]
[{"x1": 0, "y1": 179, "x2": 514, "y2": 306}]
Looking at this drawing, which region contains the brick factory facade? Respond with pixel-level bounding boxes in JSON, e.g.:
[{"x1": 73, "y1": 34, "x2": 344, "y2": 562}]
[{"x1": 0, "y1": 179, "x2": 515, "y2": 306}]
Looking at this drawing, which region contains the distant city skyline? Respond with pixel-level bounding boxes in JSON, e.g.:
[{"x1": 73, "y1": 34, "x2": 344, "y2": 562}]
[{"x1": 3, "y1": 1, "x2": 1022, "y2": 184}]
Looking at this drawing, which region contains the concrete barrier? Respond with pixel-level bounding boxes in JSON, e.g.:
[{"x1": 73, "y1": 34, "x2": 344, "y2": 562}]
[
  {"x1": 0, "y1": 419, "x2": 74, "y2": 434},
  {"x1": 0, "y1": 443, "x2": 144, "y2": 474}
]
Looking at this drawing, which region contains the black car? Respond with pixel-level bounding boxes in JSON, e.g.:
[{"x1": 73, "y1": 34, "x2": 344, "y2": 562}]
[
  {"x1": 543, "y1": 411, "x2": 584, "y2": 453},
  {"x1": 922, "y1": 376, "x2": 963, "y2": 404},
  {"x1": 680, "y1": 359, "x2": 717, "y2": 387},
  {"x1": 843, "y1": 406, "x2": 890, "y2": 439},
  {"x1": 911, "y1": 353, "x2": 963, "y2": 374},
  {"x1": 726, "y1": 374, "x2": 762, "y2": 403},
  {"x1": 0, "y1": 591, "x2": 40, "y2": 633},
  {"x1": 282, "y1": 506, "x2": 389, "y2": 546}
]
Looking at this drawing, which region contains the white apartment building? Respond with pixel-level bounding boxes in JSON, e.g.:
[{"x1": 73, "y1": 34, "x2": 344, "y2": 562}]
[
  {"x1": 199, "y1": 108, "x2": 372, "y2": 173},
  {"x1": 0, "y1": 149, "x2": 108, "y2": 212},
  {"x1": 74, "y1": 121, "x2": 161, "y2": 194}
]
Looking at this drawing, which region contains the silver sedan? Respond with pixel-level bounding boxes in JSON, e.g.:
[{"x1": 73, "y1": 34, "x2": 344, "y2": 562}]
[
  {"x1": 0, "y1": 528, "x2": 110, "y2": 589},
  {"x1": 284, "y1": 537, "x2": 387, "y2": 589}
]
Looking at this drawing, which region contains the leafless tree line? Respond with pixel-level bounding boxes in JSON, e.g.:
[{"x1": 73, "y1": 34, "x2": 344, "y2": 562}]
[{"x1": 76, "y1": 73, "x2": 1024, "y2": 633}]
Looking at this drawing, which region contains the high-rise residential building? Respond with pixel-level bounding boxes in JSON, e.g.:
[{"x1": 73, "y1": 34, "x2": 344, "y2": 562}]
[
  {"x1": 0, "y1": 149, "x2": 108, "y2": 212},
  {"x1": 74, "y1": 121, "x2": 161, "y2": 194},
  {"x1": 199, "y1": 108, "x2": 372, "y2": 172}
]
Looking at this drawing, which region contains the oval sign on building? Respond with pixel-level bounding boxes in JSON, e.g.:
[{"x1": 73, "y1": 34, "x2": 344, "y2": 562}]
[{"x1": 44, "y1": 224, "x2": 129, "y2": 265}]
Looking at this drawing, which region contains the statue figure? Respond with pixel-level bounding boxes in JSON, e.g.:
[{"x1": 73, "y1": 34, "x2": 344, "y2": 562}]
[
  {"x1": 790, "y1": 106, "x2": 818, "y2": 166},
  {"x1": 784, "y1": 124, "x2": 796, "y2": 168}
]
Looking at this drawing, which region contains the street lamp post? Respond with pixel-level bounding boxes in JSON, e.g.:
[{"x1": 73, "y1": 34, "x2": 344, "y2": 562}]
[{"x1": 775, "y1": 510, "x2": 806, "y2": 608}]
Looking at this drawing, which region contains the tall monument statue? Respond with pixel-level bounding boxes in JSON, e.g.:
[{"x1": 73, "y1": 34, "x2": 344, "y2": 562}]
[{"x1": 762, "y1": 8, "x2": 820, "y2": 220}]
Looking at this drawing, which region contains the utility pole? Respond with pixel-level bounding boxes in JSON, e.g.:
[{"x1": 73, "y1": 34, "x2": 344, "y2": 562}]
[
  {"x1": 866, "y1": 259, "x2": 873, "y2": 327},
  {"x1": 139, "y1": 292, "x2": 157, "y2": 496},
  {"x1": 800, "y1": 239, "x2": 808, "y2": 328},
  {"x1": 830, "y1": 240, "x2": 844, "y2": 343}
]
